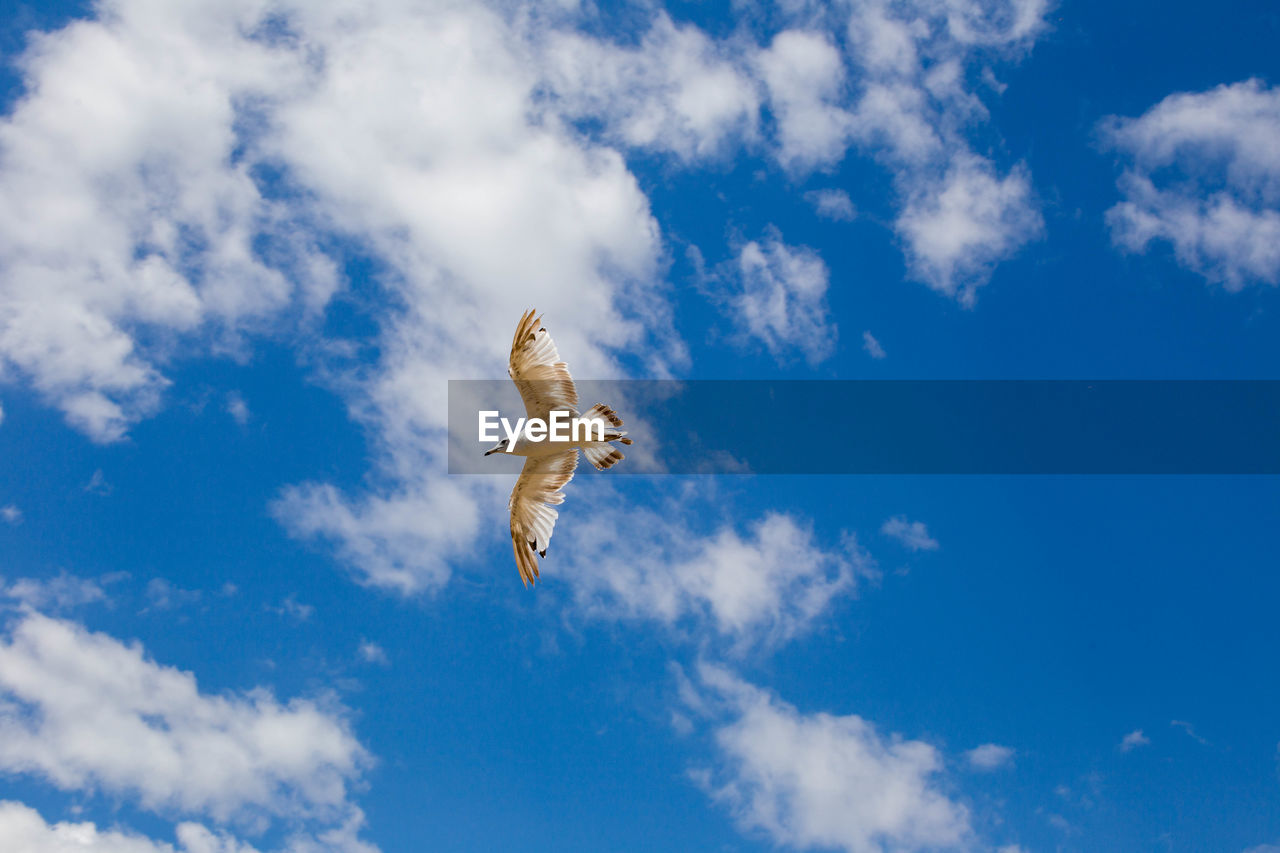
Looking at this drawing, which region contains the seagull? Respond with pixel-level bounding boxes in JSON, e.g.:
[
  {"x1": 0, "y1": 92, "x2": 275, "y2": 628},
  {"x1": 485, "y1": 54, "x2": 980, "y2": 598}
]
[{"x1": 484, "y1": 309, "x2": 632, "y2": 586}]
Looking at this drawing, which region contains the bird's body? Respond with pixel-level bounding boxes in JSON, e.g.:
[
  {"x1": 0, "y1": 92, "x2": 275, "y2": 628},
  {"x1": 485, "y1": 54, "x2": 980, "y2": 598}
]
[{"x1": 491, "y1": 309, "x2": 632, "y2": 586}]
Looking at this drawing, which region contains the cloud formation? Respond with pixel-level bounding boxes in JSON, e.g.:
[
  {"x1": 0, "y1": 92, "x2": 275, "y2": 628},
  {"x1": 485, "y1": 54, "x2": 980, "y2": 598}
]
[
  {"x1": 550, "y1": 0, "x2": 1048, "y2": 301},
  {"x1": 2, "y1": 572, "x2": 107, "y2": 611},
  {"x1": 723, "y1": 228, "x2": 838, "y2": 365},
  {"x1": 881, "y1": 516, "x2": 940, "y2": 551},
  {"x1": 0, "y1": 0, "x2": 334, "y2": 441},
  {"x1": 564, "y1": 492, "x2": 873, "y2": 651},
  {"x1": 1104, "y1": 79, "x2": 1280, "y2": 289},
  {"x1": 965, "y1": 743, "x2": 1015, "y2": 770},
  {"x1": 0, "y1": 0, "x2": 1049, "y2": 592},
  {"x1": 897, "y1": 156, "x2": 1041, "y2": 304},
  {"x1": 807, "y1": 189, "x2": 857, "y2": 221},
  {"x1": 0, "y1": 612, "x2": 370, "y2": 836},
  {"x1": 0, "y1": 800, "x2": 262, "y2": 853},
  {"x1": 861, "y1": 331, "x2": 887, "y2": 359},
  {"x1": 0, "y1": 0, "x2": 672, "y2": 456},
  {"x1": 1118, "y1": 729, "x2": 1150, "y2": 752},
  {"x1": 688, "y1": 664, "x2": 972, "y2": 853},
  {"x1": 545, "y1": 13, "x2": 761, "y2": 162}
]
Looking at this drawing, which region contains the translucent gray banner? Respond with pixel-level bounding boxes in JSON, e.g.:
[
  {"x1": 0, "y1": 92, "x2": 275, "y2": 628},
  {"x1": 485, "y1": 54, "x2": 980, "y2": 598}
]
[{"x1": 448, "y1": 380, "x2": 1280, "y2": 474}]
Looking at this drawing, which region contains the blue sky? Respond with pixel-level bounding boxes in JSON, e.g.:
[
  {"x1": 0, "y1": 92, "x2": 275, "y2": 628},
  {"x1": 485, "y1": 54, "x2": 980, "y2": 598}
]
[{"x1": 0, "y1": 1, "x2": 1278, "y2": 851}]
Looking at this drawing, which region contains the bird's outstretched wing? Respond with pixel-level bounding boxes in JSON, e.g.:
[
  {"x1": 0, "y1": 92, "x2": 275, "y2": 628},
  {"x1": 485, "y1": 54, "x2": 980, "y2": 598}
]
[
  {"x1": 509, "y1": 449, "x2": 578, "y2": 586},
  {"x1": 508, "y1": 309, "x2": 579, "y2": 422}
]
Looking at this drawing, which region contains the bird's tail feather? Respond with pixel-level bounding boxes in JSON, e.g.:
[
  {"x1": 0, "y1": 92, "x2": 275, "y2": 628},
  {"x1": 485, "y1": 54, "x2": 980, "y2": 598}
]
[
  {"x1": 579, "y1": 402, "x2": 630, "y2": 469},
  {"x1": 583, "y1": 402, "x2": 623, "y2": 427},
  {"x1": 584, "y1": 443, "x2": 625, "y2": 470}
]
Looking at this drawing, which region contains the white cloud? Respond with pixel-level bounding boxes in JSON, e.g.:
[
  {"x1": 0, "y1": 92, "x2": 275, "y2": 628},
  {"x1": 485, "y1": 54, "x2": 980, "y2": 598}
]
[
  {"x1": 0, "y1": 0, "x2": 1047, "y2": 591},
  {"x1": 272, "y1": 595, "x2": 314, "y2": 622},
  {"x1": 1119, "y1": 729, "x2": 1150, "y2": 752},
  {"x1": 545, "y1": 14, "x2": 760, "y2": 162},
  {"x1": 273, "y1": 479, "x2": 492, "y2": 595},
  {"x1": 84, "y1": 469, "x2": 113, "y2": 496},
  {"x1": 145, "y1": 577, "x2": 202, "y2": 611},
  {"x1": 723, "y1": 228, "x2": 837, "y2": 364},
  {"x1": 0, "y1": 800, "x2": 262, "y2": 853},
  {"x1": 849, "y1": 81, "x2": 944, "y2": 166},
  {"x1": 689, "y1": 664, "x2": 972, "y2": 852},
  {"x1": 964, "y1": 743, "x2": 1014, "y2": 770},
  {"x1": 861, "y1": 331, "x2": 886, "y2": 359},
  {"x1": 1104, "y1": 79, "x2": 1280, "y2": 289},
  {"x1": 1170, "y1": 719, "x2": 1209, "y2": 745},
  {"x1": 941, "y1": 0, "x2": 1049, "y2": 46},
  {"x1": 357, "y1": 641, "x2": 388, "y2": 666},
  {"x1": 897, "y1": 155, "x2": 1042, "y2": 305},
  {"x1": 0, "y1": 0, "x2": 674, "y2": 465},
  {"x1": 0, "y1": 402, "x2": 4, "y2": 425},
  {"x1": 757, "y1": 30, "x2": 853, "y2": 172},
  {"x1": 226, "y1": 392, "x2": 250, "y2": 426},
  {"x1": 256, "y1": 0, "x2": 679, "y2": 594},
  {"x1": 3, "y1": 572, "x2": 106, "y2": 610},
  {"x1": 1, "y1": 505, "x2": 21, "y2": 525},
  {"x1": 0, "y1": 799, "x2": 377, "y2": 853},
  {"x1": 0, "y1": 612, "x2": 370, "y2": 830},
  {"x1": 0, "y1": 0, "x2": 332, "y2": 441},
  {"x1": 564, "y1": 493, "x2": 873, "y2": 650},
  {"x1": 554, "y1": 2, "x2": 1047, "y2": 300},
  {"x1": 806, "y1": 188, "x2": 857, "y2": 221},
  {"x1": 880, "y1": 516, "x2": 939, "y2": 551},
  {"x1": 842, "y1": 0, "x2": 1046, "y2": 300}
]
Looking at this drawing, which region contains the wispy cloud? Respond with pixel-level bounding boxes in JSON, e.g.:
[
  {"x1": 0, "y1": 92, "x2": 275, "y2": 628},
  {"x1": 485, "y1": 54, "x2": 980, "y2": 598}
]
[
  {"x1": 806, "y1": 189, "x2": 857, "y2": 222},
  {"x1": 965, "y1": 743, "x2": 1015, "y2": 770},
  {"x1": 0, "y1": 505, "x2": 20, "y2": 525},
  {"x1": 273, "y1": 595, "x2": 315, "y2": 622},
  {"x1": 1119, "y1": 729, "x2": 1150, "y2": 752},
  {"x1": 83, "y1": 468, "x2": 112, "y2": 496},
  {"x1": 145, "y1": 577, "x2": 202, "y2": 611},
  {"x1": 3, "y1": 572, "x2": 107, "y2": 611},
  {"x1": 862, "y1": 330, "x2": 887, "y2": 360},
  {"x1": 881, "y1": 516, "x2": 940, "y2": 551},
  {"x1": 226, "y1": 391, "x2": 251, "y2": 426},
  {"x1": 1171, "y1": 719, "x2": 1209, "y2": 745},
  {"x1": 358, "y1": 641, "x2": 389, "y2": 666}
]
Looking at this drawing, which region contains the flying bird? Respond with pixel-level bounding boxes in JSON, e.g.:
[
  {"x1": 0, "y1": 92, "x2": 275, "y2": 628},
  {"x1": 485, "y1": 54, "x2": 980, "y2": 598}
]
[{"x1": 485, "y1": 310, "x2": 632, "y2": 586}]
